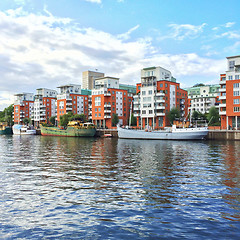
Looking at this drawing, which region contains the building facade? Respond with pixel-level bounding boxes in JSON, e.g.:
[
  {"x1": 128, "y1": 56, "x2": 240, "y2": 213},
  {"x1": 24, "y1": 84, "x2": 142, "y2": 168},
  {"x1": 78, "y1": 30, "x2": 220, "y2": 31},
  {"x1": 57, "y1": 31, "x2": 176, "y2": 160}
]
[
  {"x1": 186, "y1": 84, "x2": 220, "y2": 116},
  {"x1": 56, "y1": 84, "x2": 90, "y2": 122},
  {"x1": 32, "y1": 88, "x2": 57, "y2": 127},
  {"x1": 133, "y1": 67, "x2": 188, "y2": 129},
  {"x1": 91, "y1": 77, "x2": 132, "y2": 128},
  {"x1": 13, "y1": 93, "x2": 34, "y2": 124},
  {"x1": 220, "y1": 55, "x2": 240, "y2": 129},
  {"x1": 82, "y1": 70, "x2": 105, "y2": 90}
]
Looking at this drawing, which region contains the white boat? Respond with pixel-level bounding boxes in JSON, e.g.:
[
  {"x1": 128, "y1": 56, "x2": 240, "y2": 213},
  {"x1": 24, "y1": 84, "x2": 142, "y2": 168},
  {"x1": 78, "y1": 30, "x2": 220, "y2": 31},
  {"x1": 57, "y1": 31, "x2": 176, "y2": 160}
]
[
  {"x1": 117, "y1": 125, "x2": 208, "y2": 140},
  {"x1": 12, "y1": 124, "x2": 36, "y2": 135}
]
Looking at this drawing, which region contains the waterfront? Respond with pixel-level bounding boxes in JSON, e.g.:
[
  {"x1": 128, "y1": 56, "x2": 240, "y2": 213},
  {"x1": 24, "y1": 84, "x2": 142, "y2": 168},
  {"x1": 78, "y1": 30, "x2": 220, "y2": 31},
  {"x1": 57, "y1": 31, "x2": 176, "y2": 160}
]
[{"x1": 1, "y1": 136, "x2": 240, "y2": 239}]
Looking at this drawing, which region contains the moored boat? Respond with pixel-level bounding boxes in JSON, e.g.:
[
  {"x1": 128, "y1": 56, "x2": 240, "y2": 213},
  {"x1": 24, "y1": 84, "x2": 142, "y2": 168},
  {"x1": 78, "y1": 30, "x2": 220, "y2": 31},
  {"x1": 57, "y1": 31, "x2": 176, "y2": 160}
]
[
  {"x1": 40, "y1": 121, "x2": 96, "y2": 137},
  {"x1": 12, "y1": 124, "x2": 36, "y2": 135},
  {"x1": 117, "y1": 125, "x2": 208, "y2": 140},
  {"x1": 0, "y1": 122, "x2": 13, "y2": 135}
]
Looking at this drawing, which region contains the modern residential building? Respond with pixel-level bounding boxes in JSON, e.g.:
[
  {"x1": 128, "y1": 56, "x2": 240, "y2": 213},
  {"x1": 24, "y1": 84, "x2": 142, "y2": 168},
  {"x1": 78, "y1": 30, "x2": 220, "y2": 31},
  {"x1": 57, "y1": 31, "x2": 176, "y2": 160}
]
[
  {"x1": 82, "y1": 70, "x2": 105, "y2": 90},
  {"x1": 13, "y1": 93, "x2": 34, "y2": 124},
  {"x1": 32, "y1": 88, "x2": 58, "y2": 127},
  {"x1": 186, "y1": 84, "x2": 220, "y2": 116},
  {"x1": 219, "y1": 55, "x2": 240, "y2": 130},
  {"x1": 91, "y1": 76, "x2": 132, "y2": 128},
  {"x1": 56, "y1": 84, "x2": 90, "y2": 122},
  {"x1": 133, "y1": 66, "x2": 188, "y2": 129}
]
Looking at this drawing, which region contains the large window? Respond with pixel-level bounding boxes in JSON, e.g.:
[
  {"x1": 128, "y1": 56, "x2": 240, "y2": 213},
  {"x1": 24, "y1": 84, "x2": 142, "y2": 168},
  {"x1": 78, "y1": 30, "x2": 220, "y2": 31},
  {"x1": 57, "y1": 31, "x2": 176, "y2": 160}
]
[
  {"x1": 94, "y1": 97, "x2": 101, "y2": 106},
  {"x1": 234, "y1": 107, "x2": 240, "y2": 112},
  {"x1": 233, "y1": 83, "x2": 239, "y2": 88},
  {"x1": 234, "y1": 91, "x2": 240, "y2": 96},
  {"x1": 234, "y1": 99, "x2": 240, "y2": 104},
  {"x1": 229, "y1": 61, "x2": 235, "y2": 71}
]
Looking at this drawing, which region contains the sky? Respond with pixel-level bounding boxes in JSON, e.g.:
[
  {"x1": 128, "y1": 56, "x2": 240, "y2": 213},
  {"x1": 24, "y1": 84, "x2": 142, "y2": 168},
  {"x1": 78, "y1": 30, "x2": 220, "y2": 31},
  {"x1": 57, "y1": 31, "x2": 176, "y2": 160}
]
[{"x1": 0, "y1": 0, "x2": 240, "y2": 110}]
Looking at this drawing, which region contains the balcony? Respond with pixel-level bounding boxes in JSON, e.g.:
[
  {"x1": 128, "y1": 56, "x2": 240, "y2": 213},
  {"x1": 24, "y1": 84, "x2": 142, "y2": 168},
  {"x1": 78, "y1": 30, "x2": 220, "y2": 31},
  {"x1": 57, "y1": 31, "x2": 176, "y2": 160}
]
[
  {"x1": 219, "y1": 96, "x2": 226, "y2": 100},
  {"x1": 219, "y1": 103, "x2": 226, "y2": 108},
  {"x1": 104, "y1": 109, "x2": 111, "y2": 113},
  {"x1": 219, "y1": 88, "x2": 226, "y2": 92},
  {"x1": 155, "y1": 105, "x2": 165, "y2": 110},
  {"x1": 219, "y1": 111, "x2": 226, "y2": 115},
  {"x1": 155, "y1": 98, "x2": 165, "y2": 103},
  {"x1": 104, "y1": 92, "x2": 111, "y2": 97},
  {"x1": 104, "y1": 104, "x2": 111, "y2": 108},
  {"x1": 66, "y1": 107, "x2": 72, "y2": 111},
  {"x1": 155, "y1": 112, "x2": 165, "y2": 116},
  {"x1": 104, "y1": 115, "x2": 111, "y2": 119},
  {"x1": 220, "y1": 80, "x2": 226, "y2": 85},
  {"x1": 156, "y1": 92, "x2": 165, "y2": 97}
]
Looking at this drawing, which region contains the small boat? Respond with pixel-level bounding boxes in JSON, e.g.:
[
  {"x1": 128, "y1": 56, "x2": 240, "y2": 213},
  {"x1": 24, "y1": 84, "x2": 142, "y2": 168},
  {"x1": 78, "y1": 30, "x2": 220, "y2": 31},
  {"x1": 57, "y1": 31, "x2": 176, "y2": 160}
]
[
  {"x1": 12, "y1": 124, "x2": 36, "y2": 135},
  {"x1": 117, "y1": 125, "x2": 208, "y2": 140},
  {"x1": 40, "y1": 121, "x2": 96, "y2": 137},
  {"x1": 0, "y1": 122, "x2": 13, "y2": 135}
]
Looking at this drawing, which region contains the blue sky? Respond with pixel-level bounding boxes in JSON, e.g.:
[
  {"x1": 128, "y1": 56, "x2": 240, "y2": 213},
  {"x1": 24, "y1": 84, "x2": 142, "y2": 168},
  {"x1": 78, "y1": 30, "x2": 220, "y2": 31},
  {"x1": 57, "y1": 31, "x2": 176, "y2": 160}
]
[{"x1": 0, "y1": 0, "x2": 240, "y2": 109}]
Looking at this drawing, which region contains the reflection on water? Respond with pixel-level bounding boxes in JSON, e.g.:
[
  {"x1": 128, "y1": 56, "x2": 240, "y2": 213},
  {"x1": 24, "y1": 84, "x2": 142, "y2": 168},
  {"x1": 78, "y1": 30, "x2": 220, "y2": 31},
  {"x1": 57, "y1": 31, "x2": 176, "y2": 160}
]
[{"x1": 1, "y1": 135, "x2": 240, "y2": 239}]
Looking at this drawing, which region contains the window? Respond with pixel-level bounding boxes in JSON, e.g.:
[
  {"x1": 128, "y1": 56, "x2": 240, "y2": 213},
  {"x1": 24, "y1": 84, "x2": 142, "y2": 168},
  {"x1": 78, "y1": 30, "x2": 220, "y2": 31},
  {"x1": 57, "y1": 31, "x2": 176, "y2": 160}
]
[
  {"x1": 142, "y1": 110, "x2": 146, "y2": 114},
  {"x1": 165, "y1": 83, "x2": 168, "y2": 87},
  {"x1": 233, "y1": 83, "x2": 239, "y2": 88},
  {"x1": 234, "y1": 99, "x2": 240, "y2": 104},
  {"x1": 149, "y1": 110, "x2": 153, "y2": 114},
  {"x1": 95, "y1": 108, "x2": 97, "y2": 111},
  {"x1": 235, "y1": 75, "x2": 240, "y2": 80},
  {"x1": 99, "y1": 113, "x2": 101, "y2": 117},
  {"x1": 95, "y1": 97, "x2": 101, "y2": 106},
  {"x1": 234, "y1": 91, "x2": 240, "y2": 96},
  {"x1": 160, "y1": 83, "x2": 163, "y2": 88},
  {"x1": 148, "y1": 90, "x2": 152, "y2": 95},
  {"x1": 229, "y1": 61, "x2": 235, "y2": 71},
  {"x1": 234, "y1": 107, "x2": 240, "y2": 112},
  {"x1": 142, "y1": 91, "x2": 146, "y2": 95},
  {"x1": 228, "y1": 75, "x2": 233, "y2": 80}
]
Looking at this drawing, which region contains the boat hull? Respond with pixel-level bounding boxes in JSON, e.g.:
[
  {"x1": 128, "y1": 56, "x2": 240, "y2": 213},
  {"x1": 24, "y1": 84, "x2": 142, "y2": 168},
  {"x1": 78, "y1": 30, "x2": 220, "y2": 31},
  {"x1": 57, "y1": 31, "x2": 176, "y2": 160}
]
[
  {"x1": 12, "y1": 125, "x2": 36, "y2": 135},
  {"x1": 40, "y1": 126, "x2": 96, "y2": 137},
  {"x1": 117, "y1": 127, "x2": 208, "y2": 140},
  {"x1": 0, "y1": 127, "x2": 13, "y2": 135}
]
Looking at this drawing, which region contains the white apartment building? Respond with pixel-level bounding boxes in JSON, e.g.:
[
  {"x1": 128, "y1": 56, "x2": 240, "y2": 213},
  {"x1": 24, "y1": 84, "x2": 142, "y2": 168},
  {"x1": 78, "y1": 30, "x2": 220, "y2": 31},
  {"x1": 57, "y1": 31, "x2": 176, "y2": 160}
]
[
  {"x1": 33, "y1": 88, "x2": 57, "y2": 125},
  {"x1": 186, "y1": 84, "x2": 220, "y2": 115}
]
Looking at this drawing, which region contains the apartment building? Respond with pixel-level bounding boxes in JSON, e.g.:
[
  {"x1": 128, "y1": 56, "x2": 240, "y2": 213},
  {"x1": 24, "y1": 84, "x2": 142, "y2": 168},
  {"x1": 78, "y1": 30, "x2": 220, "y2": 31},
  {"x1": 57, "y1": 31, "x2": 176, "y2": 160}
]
[
  {"x1": 82, "y1": 70, "x2": 105, "y2": 90},
  {"x1": 186, "y1": 84, "x2": 220, "y2": 116},
  {"x1": 133, "y1": 67, "x2": 188, "y2": 129},
  {"x1": 220, "y1": 55, "x2": 240, "y2": 129},
  {"x1": 91, "y1": 77, "x2": 132, "y2": 128},
  {"x1": 32, "y1": 88, "x2": 57, "y2": 127},
  {"x1": 13, "y1": 93, "x2": 34, "y2": 124},
  {"x1": 56, "y1": 84, "x2": 90, "y2": 122}
]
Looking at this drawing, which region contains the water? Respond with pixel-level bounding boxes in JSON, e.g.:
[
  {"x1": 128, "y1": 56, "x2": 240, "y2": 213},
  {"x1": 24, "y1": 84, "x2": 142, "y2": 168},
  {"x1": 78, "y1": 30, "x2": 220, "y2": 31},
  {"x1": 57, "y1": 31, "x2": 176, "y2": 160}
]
[{"x1": 1, "y1": 135, "x2": 240, "y2": 239}]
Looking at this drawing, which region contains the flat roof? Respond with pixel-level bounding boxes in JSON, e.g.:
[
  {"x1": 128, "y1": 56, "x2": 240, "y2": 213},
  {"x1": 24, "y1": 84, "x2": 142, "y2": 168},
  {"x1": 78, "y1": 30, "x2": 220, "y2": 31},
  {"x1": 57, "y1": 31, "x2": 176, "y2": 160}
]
[{"x1": 226, "y1": 55, "x2": 240, "y2": 59}]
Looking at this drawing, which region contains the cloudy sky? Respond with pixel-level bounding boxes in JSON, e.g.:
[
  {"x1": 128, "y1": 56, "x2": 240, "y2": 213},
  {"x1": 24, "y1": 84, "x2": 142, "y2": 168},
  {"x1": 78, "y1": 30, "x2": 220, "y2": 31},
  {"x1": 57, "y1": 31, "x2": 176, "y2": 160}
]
[{"x1": 0, "y1": 0, "x2": 240, "y2": 110}]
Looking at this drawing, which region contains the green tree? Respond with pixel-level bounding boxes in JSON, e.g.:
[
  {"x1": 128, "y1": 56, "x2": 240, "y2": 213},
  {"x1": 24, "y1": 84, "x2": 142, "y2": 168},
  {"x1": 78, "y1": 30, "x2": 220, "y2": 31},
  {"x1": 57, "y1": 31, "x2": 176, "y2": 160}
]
[
  {"x1": 130, "y1": 114, "x2": 137, "y2": 126},
  {"x1": 23, "y1": 118, "x2": 30, "y2": 125},
  {"x1": 191, "y1": 110, "x2": 200, "y2": 120},
  {"x1": 70, "y1": 114, "x2": 86, "y2": 122},
  {"x1": 207, "y1": 106, "x2": 220, "y2": 126},
  {"x1": 112, "y1": 113, "x2": 119, "y2": 127},
  {"x1": 167, "y1": 107, "x2": 180, "y2": 124},
  {"x1": 0, "y1": 104, "x2": 14, "y2": 126},
  {"x1": 49, "y1": 116, "x2": 56, "y2": 125}
]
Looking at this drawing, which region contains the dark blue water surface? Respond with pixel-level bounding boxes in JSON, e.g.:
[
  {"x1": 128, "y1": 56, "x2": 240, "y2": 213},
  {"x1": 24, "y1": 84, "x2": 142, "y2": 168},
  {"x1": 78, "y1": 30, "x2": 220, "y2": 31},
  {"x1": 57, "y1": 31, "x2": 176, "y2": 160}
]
[{"x1": 1, "y1": 135, "x2": 240, "y2": 239}]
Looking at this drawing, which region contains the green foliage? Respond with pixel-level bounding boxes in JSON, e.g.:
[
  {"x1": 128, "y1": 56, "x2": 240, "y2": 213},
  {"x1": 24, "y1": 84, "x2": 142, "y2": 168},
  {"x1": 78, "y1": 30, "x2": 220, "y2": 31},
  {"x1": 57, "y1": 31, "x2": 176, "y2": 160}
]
[
  {"x1": 191, "y1": 110, "x2": 200, "y2": 120},
  {"x1": 193, "y1": 83, "x2": 205, "y2": 87},
  {"x1": 59, "y1": 114, "x2": 70, "y2": 127},
  {"x1": 23, "y1": 118, "x2": 30, "y2": 125},
  {"x1": 130, "y1": 114, "x2": 137, "y2": 126},
  {"x1": 167, "y1": 107, "x2": 180, "y2": 124},
  {"x1": 0, "y1": 104, "x2": 14, "y2": 126},
  {"x1": 49, "y1": 116, "x2": 56, "y2": 125},
  {"x1": 207, "y1": 106, "x2": 220, "y2": 126},
  {"x1": 70, "y1": 114, "x2": 86, "y2": 122},
  {"x1": 112, "y1": 113, "x2": 119, "y2": 127}
]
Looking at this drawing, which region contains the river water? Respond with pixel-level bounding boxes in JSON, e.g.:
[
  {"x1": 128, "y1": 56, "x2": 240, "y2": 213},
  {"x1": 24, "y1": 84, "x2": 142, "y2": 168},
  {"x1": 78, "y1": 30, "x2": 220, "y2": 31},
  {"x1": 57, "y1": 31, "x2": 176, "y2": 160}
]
[{"x1": 1, "y1": 135, "x2": 240, "y2": 239}]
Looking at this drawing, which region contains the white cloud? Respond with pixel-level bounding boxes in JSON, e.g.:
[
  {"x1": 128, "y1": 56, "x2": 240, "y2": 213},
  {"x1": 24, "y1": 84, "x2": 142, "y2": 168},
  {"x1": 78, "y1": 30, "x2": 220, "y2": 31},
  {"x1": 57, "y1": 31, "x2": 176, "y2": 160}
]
[
  {"x1": 85, "y1": 0, "x2": 102, "y2": 4},
  {"x1": 161, "y1": 23, "x2": 207, "y2": 41},
  {"x1": 0, "y1": 9, "x2": 225, "y2": 109},
  {"x1": 225, "y1": 22, "x2": 235, "y2": 28},
  {"x1": 117, "y1": 25, "x2": 140, "y2": 40}
]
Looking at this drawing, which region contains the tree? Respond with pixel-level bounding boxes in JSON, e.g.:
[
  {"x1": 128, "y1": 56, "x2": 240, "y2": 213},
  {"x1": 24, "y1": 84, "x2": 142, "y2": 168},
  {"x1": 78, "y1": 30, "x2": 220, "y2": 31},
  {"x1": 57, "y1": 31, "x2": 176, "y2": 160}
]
[
  {"x1": 130, "y1": 114, "x2": 137, "y2": 126},
  {"x1": 191, "y1": 110, "x2": 200, "y2": 120},
  {"x1": 112, "y1": 113, "x2": 119, "y2": 127},
  {"x1": 23, "y1": 118, "x2": 30, "y2": 125},
  {"x1": 167, "y1": 107, "x2": 180, "y2": 125},
  {"x1": 70, "y1": 114, "x2": 86, "y2": 122},
  {"x1": 59, "y1": 112, "x2": 73, "y2": 127},
  {"x1": 207, "y1": 106, "x2": 220, "y2": 126},
  {"x1": 49, "y1": 116, "x2": 56, "y2": 125},
  {"x1": 0, "y1": 104, "x2": 14, "y2": 126}
]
